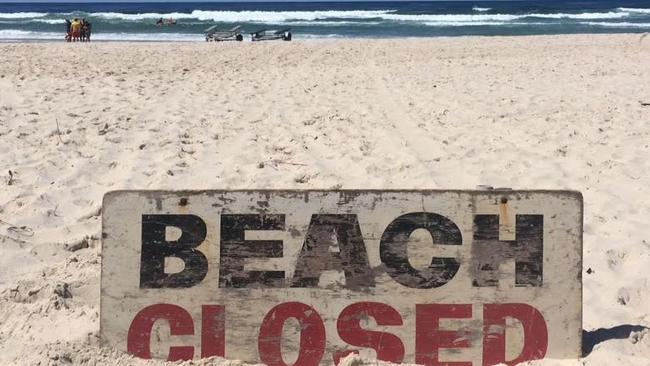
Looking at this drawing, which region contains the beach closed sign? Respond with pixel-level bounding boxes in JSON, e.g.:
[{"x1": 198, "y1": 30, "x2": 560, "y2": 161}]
[{"x1": 100, "y1": 190, "x2": 582, "y2": 366}]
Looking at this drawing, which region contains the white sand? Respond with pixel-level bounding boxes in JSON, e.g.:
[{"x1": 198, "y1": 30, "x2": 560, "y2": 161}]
[{"x1": 1, "y1": 34, "x2": 649, "y2": 365}]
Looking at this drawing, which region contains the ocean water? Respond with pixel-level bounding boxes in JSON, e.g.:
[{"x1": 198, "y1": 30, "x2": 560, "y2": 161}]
[{"x1": 0, "y1": 1, "x2": 649, "y2": 41}]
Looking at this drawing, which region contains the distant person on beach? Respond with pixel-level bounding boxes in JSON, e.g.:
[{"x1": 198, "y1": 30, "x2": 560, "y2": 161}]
[
  {"x1": 80, "y1": 19, "x2": 87, "y2": 42},
  {"x1": 64, "y1": 19, "x2": 71, "y2": 42},
  {"x1": 79, "y1": 18, "x2": 91, "y2": 42},
  {"x1": 83, "y1": 19, "x2": 92, "y2": 42},
  {"x1": 70, "y1": 18, "x2": 81, "y2": 42},
  {"x1": 156, "y1": 17, "x2": 176, "y2": 26}
]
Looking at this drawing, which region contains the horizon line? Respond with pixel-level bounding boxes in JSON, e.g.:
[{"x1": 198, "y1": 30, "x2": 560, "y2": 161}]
[{"x1": 0, "y1": 0, "x2": 527, "y2": 3}]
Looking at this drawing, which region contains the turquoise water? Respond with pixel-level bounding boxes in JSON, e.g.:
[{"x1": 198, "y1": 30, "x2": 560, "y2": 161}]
[{"x1": 0, "y1": 1, "x2": 649, "y2": 41}]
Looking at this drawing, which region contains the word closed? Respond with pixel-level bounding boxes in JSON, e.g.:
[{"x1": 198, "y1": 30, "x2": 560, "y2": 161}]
[{"x1": 101, "y1": 190, "x2": 582, "y2": 366}]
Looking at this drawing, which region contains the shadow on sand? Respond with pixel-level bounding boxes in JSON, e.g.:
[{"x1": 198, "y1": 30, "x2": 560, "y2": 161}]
[{"x1": 583, "y1": 324, "x2": 649, "y2": 356}]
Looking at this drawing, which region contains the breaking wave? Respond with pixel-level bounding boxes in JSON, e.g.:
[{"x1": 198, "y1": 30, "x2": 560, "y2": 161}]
[
  {"x1": 617, "y1": 7, "x2": 650, "y2": 14},
  {"x1": 584, "y1": 21, "x2": 650, "y2": 28},
  {"x1": 423, "y1": 21, "x2": 551, "y2": 27},
  {"x1": 88, "y1": 10, "x2": 393, "y2": 22},
  {"x1": 381, "y1": 13, "x2": 521, "y2": 22},
  {"x1": 0, "y1": 12, "x2": 48, "y2": 19},
  {"x1": 33, "y1": 19, "x2": 66, "y2": 24},
  {"x1": 1, "y1": 3, "x2": 649, "y2": 41},
  {"x1": 524, "y1": 11, "x2": 630, "y2": 19},
  {"x1": 78, "y1": 10, "x2": 638, "y2": 23},
  {"x1": 0, "y1": 9, "x2": 639, "y2": 26}
]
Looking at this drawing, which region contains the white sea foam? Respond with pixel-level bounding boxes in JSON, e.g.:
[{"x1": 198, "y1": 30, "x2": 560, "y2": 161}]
[
  {"x1": 0, "y1": 29, "x2": 341, "y2": 41},
  {"x1": 0, "y1": 29, "x2": 204, "y2": 41},
  {"x1": 82, "y1": 9, "x2": 635, "y2": 24},
  {"x1": 0, "y1": 8, "x2": 642, "y2": 33},
  {"x1": 274, "y1": 20, "x2": 381, "y2": 26},
  {"x1": 93, "y1": 32, "x2": 204, "y2": 41},
  {"x1": 0, "y1": 12, "x2": 48, "y2": 19},
  {"x1": 89, "y1": 10, "x2": 393, "y2": 22},
  {"x1": 381, "y1": 12, "x2": 628, "y2": 21},
  {"x1": 525, "y1": 11, "x2": 630, "y2": 19},
  {"x1": 380, "y1": 13, "x2": 522, "y2": 22},
  {"x1": 33, "y1": 19, "x2": 66, "y2": 24},
  {"x1": 583, "y1": 21, "x2": 650, "y2": 28},
  {"x1": 0, "y1": 18, "x2": 66, "y2": 24},
  {"x1": 617, "y1": 8, "x2": 650, "y2": 14},
  {"x1": 297, "y1": 33, "x2": 345, "y2": 39},
  {"x1": 89, "y1": 11, "x2": 200, "y2": 21},
  {"x1": 423, "y1": 21, "x2": 550, "y2": 27},
  {"x1": 424, "y1": 21, "x2": 507, "y2": 27},
  {"x1": 0, "y1": 29, "x2": 61, "y2": 39}
]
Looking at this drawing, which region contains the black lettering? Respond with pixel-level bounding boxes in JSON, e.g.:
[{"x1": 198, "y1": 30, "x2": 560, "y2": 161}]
[
  {"x1": 140, "y1": 214, "x2": 208, "y2": 288},
  {"x1": 291, "y1": 214, "x2": 374, "y2": 288},
  {"x1": 471, "y1": 215, "x2": 543, "y2": 287},
  {"x1": 219, "y1": 214, "x2": 285, "y2": 288},
  {"x1": 379, "y1": 212, "x2": 462, "y2": 288}
]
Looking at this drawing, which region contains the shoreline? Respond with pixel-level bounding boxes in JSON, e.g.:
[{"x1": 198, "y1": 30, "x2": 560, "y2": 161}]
[
  {"x1": 0, "y1": 31, "x2": 649, "y2": 44},
  {"x1": 1, "y1": 1, "x2": 649, "y2": 49},
  {"x1": 0, "y1": 31, "x2": 650, "y2": 45}
]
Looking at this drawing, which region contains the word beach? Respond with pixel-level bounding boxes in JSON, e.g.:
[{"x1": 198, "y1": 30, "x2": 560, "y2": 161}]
[{"x1": 101, "y1": 190, "x2": 582, "y2": 366}]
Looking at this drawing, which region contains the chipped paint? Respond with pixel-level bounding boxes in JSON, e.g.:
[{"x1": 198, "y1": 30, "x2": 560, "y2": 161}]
[{"x1": 101, "y1": 190, "x2": 582, "y2": 365}]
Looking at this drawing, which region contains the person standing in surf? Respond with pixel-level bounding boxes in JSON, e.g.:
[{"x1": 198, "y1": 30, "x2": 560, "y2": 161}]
[
  {"x1": 70, "y1": 18, "x2": 81, "y2": 42},
  {"x1": 64, "y1": 19, "x2": 71, "y2": 42},
  {"x1": 79, "y1": 18, "x2": 91, "y2": 42},
  {"x1": 84, "y1": 19, "x2": 92, "y2": 42}
]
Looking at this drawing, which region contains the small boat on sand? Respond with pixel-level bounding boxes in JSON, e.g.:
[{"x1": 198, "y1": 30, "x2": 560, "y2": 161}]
[
  {"x1": 205, "y1": 25, "x2": 244, "y2": 42},
  {"x1": 251, "y1": 28, "x2": 292, "y2": 42}
]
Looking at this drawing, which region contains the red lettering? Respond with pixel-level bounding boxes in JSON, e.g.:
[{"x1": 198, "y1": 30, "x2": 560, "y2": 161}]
[
  {"x1": 415, "y1": 304, "x2": 472, "y2": 366},
  {"x1": 127, "y1": 303, "x2": 194, "y2": 361},
  {"x1": 124, "y1": 302, "x2": 550, "y2": 365},
  {"x1": 201, "y1": 305, "x2": 225, "y2": 358},
  {"x1": 258, "y1": 302, "x2": 326, "y2": 366},
  {"x1": 482, "y1": 303, "x2": 548, "y2": 366},
  {"x1": 334, "y1": 302, "x2": 405, "y2": 364}
]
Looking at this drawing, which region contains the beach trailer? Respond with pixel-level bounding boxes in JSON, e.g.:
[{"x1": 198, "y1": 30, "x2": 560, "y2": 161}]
[
  {"x1": 251, "y1": 28, "x2": 292, "y2": 42},
  {"x1": 205, "y1": 25, "x2": 243, "y2": 42}
]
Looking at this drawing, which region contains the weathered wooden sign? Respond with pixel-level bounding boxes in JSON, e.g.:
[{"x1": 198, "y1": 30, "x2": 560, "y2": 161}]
[{"x1": 101, "y1": 190, "x2": 582, "y2": 366}]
